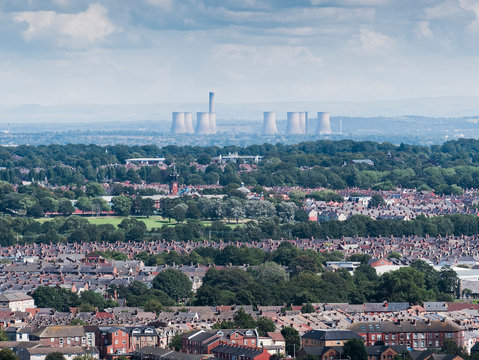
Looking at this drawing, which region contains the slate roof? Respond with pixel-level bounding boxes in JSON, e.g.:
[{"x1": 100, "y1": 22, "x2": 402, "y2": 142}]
[
  {"x1": 0, "y1": 293, "x2": 33, "y2": 302},
  {"x1": 365, "y1": 345, "x2": 408, "y2": 356},
  {"x1": 31, "y1": 325, "x2": 86, "y2": 338},
  {"x1": 212, "y1": 344, "x2": 264, "y2": 358},
  {"x1": 302, "y1": 329, "x2": 362, "y2": 341},
  {"x1": 349, "y1": 320, "x2": 463, "y2": 333}
]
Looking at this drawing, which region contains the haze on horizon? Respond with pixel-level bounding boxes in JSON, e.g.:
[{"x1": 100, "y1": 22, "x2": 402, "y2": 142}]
[{"x1": 1, "y1": 0, "x2": 479, "y2": 114}]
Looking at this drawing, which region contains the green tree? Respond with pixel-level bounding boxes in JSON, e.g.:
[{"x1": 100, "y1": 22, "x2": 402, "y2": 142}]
[
  {"x1": 152, "y1": 269, "x2": 192, "y2": 302},
  {"x1": 69, "y1": 319, "x2": 87, "y2": 326},
  {"x1": 0, "y1": 328, "x2": 8, "y2": 341},
  {"x1": 256, "y1": 317, "x2": 276, "y2": 336},
  {"x1": 91, "y1": 197, "x2": 110, "y2": 215},
  {"x1": 45, "y1": 353, "x2": 66, "y2": 360},
  {"x1": 85, "y1": 182, "x2": 106, "y2": 197},
  {"x1": 343, "y1": 338, "x2": 367, "y2": 360},
  {"x1": 80, "y1": 290, "x2": 106, "y2": 310},
  {"x1": 169, "y1": 333, "x2": 183, "y2": 351},
  {"x1": 76, "y1": 197, "x2": 92, "y2": 213},
  {"x1": 0, "y1": 349, "x2": 19, "y2": 360},
  {"x1": 369, "y1": 194, "x2": 386, "y2": 208},
  {"x1": 301, "y1": 303, "x2": 315, "y2": 313},
  {"x1": 58, "y1": 199, "x2": 75, "y2": 216},
  {"x1": 233, "y1": 307, "x2": 256, "y2": 329},
  {"x1": 440, "y1": 339, "x2": 466, "y2": 356},
  {"x1": 171, "y1": 203, "x2": 188, "y2": 223},
  {"x1": 281, "y1": 327, "x2": 300, "y2": 357},
  {"x1": 112, "y1": 195, "x2": 132, "y2": 216},
  {"x1": 32, "y1": 286, "x2": 80, "y2": 312}
]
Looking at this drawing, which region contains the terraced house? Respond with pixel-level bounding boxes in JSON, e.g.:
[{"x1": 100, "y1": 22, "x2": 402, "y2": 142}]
[{"x1": 349, "y1": 320, "x2": 464, "y2": 350}]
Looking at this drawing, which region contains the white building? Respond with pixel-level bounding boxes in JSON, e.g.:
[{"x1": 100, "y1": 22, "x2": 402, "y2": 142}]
[{"x1": 0, "y1": 292, "x2": 35, "y2": 312}]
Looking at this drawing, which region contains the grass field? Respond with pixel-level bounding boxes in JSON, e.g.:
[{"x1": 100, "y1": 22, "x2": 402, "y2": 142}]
[{"x1": 36, "y1": 216, "x2": 242, "y2": 230}]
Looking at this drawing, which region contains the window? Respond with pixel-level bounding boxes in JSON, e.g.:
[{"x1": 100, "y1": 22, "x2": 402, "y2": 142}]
[
  {"x1": 244, "y1": 341, "x2": 247, "y2": 345},
  {"x1": 115, "y1": 340, "x2": 118, "y2": 345},
  {"x1": 372, "y1": 335, "x2": 375, "y2": 341},
  {"x1": 392, "y1": 335, "x2": 396, "y2": 340},
  {"x1": 377, "y1": 335, "x2": 381, "y2": 341},
  {"x1": 123, "y1": 340, "x2": 126, "y2": 344},
  {"x1": 407, "y1": 334, "x2": 410, "y2": 340}
]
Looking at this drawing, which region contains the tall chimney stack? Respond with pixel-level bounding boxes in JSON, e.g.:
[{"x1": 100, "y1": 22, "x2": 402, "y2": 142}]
[{"x1": 209, "y1": 92, "x2": 214, "y2": 113}]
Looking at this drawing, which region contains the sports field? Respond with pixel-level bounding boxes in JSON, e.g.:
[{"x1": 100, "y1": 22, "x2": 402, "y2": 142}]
[{"x1": 36, "y1": 216, "x2": 241, "y2": 230}]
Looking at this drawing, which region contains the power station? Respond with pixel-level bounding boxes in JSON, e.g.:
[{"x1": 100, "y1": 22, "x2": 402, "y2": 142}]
[
  {"x1": 171, "y1": 92, "x2": 217, "y2": 135},
  {"x1": 170, "y1": 92, "x2": 336, "y2": 136}
]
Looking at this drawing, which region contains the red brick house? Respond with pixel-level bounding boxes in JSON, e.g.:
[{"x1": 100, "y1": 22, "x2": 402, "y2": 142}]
[
  {"x1": 349, "y1": 320, "x2": 464, "y2": 350},
  {"x1": 182, "y1": 329, "x2": 259, "y2": 354},
  {"x1": 99, "y1": 326, "x2": 131, "y2": 359}
]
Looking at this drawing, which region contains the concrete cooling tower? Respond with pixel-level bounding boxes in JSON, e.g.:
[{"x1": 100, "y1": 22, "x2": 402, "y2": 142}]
[
  {"x1": 209, "y1": 113, "x2": 217, "y2": 134},
  {"x1": 299, "y1": 112, "x2": 307, "y2": 134},
  {"x1": 184, "y1": 112, "x2": 194, "y2": 133},
  {"x1": 286, "y1": 112, "x2": 303, "y2": 135},
  {"x1": 316, "y1": 112, "x2": 332, "y2": 135},
  {"x1": 195, "y1": 112, "x2": 211, "y2": 134},
  {"x1": 171, "y1": 112, "x2": 186, "y2": 134},
  {"x1": 262, "y1": 112, "x2": 278, "y2": 135}
]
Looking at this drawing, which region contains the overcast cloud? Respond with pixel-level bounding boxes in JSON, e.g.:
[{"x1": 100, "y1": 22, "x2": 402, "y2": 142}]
[{"x1": 1, "y1": 0, "x2": 479, "y2": 105}]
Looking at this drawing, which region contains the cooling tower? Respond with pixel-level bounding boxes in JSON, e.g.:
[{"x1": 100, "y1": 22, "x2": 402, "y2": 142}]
[
  {"x1": 209, "y1": 112, "x2": 217, "y2": 134},
  {"x1": 317, "y1": 112, "x2": 332, "y2": 135},
  {"x1": 299, "y1": 112, "x2": 307, "y2": 134},
  {"x1": 195, "y1": 112, "x2": 211, "y2": 134},
  {"x1": 171, "y1": 112, "x2": 186, "y2": 134},
  {"x1": 286, "y1": 112, "x2": 303, "y2": 135},
  {"x1": 184, "y1": 112, "x2": 194, "y2": 133},
  {"x1": 262, "y1": 112, "x2": 278, "y2": 135}
]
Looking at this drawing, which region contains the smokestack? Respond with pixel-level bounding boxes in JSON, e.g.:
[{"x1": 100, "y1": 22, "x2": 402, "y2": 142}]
[
  {"x1": 184, "y1": 112, "x2": 194, "y2": 134},
  {"x1": 316, "y1": 112, "x2": 332, "y2": 135},
  {"x1": 195, "y1": 112, "x2": 211, "y2": 134},
  {"x1": 208, "y1": 92, "x2": 216, "y2": 134},
  {"x1": 286, "y1": 112, "x2": 302, "y2": 135},
  {"x1": 209, "y1": 92, "x2": 214, "y2": 113},
  {"x1": 299, "y1": 112, "x2": 307, "y2": 134},
  {"x1": 171, "y1": 112, "x2": 186, "y2": 134},
  {"x1": 262, "y1": 112, "x2": 278, "y2": 135}
]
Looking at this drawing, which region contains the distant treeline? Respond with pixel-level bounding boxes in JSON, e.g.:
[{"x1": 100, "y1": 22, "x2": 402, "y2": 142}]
[{"x1": 0, "y1": 139, "x2": 478, "y2": 191}]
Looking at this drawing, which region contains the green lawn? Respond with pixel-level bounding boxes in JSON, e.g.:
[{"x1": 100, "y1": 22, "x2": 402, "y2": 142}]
[{"x1": 36, "y1": 216, "x2": 242, "y2": 230}]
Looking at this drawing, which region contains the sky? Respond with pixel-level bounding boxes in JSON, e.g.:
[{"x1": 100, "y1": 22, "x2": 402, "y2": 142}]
[{"x1": 1, "y1": 0, "x2": 479, "y2": 106}]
